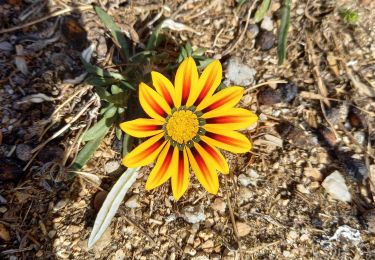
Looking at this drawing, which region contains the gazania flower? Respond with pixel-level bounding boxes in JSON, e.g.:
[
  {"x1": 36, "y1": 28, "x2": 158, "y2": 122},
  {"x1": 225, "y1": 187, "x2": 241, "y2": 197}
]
[{"x1": 120, "y1": 57, "x2": 258, "y2": 200}]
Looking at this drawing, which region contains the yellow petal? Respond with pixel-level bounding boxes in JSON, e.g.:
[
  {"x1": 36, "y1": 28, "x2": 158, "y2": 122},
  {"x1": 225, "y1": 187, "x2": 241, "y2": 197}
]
[
  {"x1": 203, "y1": 108, "x2": 258, "y2": 130},
  {"x1": 139, "y1": 82, "x2": 171, "y2": 121},
  {"x1": 186, "y1": 146, "x2": 219, "y2": 194},
  {"x1": 151, "y1": 71, "x2": 177, "y2": 107},
  {"x1": 122, "y1": 133, "x2": 166, "y2": 167},
  {"x1": 196, "y1": 141, "x2": 229, "y2": 174},
  {"x1": 145, "y1": 142, "x2": 177, "y2": 190},
  {"x1": 174, "y1": 57, "x2": 198, "y2": 107},
  {"x1": 171, "y1": 149, "x2": 190, "y2": 200},
  {"x1": 120, "y1": 118, "x2": 164, "y2": 138},
  {"x1": 187, "y1": 60, "x2": 222, "y2": 107},
  {"x1": 202, "y1": 125, "x2": 252, "y2": 153},
  {"x1": 196, "y1": 86, "x2": 244, "y2": 113}
]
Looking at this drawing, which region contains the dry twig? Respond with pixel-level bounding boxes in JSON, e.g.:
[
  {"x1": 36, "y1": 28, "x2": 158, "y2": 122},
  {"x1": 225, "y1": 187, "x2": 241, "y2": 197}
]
[{"x1": 226, "y1": 192, "x2": 243, "y2": 260}]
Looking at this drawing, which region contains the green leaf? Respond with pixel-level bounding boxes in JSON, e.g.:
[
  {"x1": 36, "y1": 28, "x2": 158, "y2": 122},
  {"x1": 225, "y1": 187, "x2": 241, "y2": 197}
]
[
  {"x1": 111, "y1": 85, "x2": 122, "y2": 94},
  {"x1": 192, "y1": 47, "x2": 206, "y2": 56},
  {"x1": 185, "y1": 43, "x2": 193, "y2": 56},
  {"x1": 86, "y1": 75, "x2": 117, "y2": 87},
  {"x1": 83, "y1": 62, "x2": 136, "y2": 91},
  {"x1": 181, "y1": 46, "x2": 188, "y2": 58},
  {"x1": 93, "y1": 85, "x2": 112, "y2": 100},
  {"x1": 115, "y1": 127, "x2": 122, "y2": 140},
  {"x1": 339, "y1": 8, "x2": 359, "y2": 25},
  {"x1": 236, "y1": 0, "x2": 248, "y2": 10},
  {"x1": 197, "y1": 58, "x2": 214, "y2": 69},
  {"x1": 82, "y1": 59, "x2": 126, "y2": 81},
  {"x1": 88, "y1": 167, "x2": 139, "y2": 248},
  {"x1": 70, "y1": 134, "x2": 107, "y2": 170},
  {"x1": 146, "y1": 22, "x2": 165, "y2": 51},
  {"x1": 110, "y1": 92, "x2": 130, "y2": 107},
  {"x1": 95, "y1": 6, "x2": 129, "y2": 60},
  {"x1": 90, "y1": 83, "x2": 131, "y2": 106},
  {"x1": 82, "y1": 105, "x2": 117, "y2": 141},
  {"x1": 277, "y1": 0, "x2": 291, "y2": 66},
  {"x1": 122, "y1": 133, "x2": 134, "y2": 157},
  {"x1": 254, "y1": 0, "x2": 271, "y2": 23}
]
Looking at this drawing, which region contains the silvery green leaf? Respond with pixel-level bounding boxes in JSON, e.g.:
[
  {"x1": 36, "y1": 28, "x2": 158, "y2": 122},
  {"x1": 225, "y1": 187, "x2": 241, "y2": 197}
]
[
  {"x1": 88, "y1": 167, "x2": 139, "y2": 248},
  {"x1": 82, "y1": 44, "x2": 95, "y2": 63}
]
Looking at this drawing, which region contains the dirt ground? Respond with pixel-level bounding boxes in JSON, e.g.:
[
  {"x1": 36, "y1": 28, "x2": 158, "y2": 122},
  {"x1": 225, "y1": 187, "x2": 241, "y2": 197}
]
[{"x1": 1, "y1": 0, "x2": 375, "y2": 259}]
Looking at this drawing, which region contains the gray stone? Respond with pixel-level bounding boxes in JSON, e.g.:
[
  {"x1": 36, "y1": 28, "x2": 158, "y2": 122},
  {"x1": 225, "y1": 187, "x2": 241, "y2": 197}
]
[
  {"x1": 353, "y1": 131, "x2": 365, "y2": 145},
  {"x1": 182, "y1": 205, "x2": 205, "y2": 224},
  {"x1": 247, "y1": 24, "x2": 259, "y2": 38},
  {"x1": 211, "y1": 198, "x2": 226, "y2": 214},
  {"x1": 16, "y1": 144, "x2": 32, "y2": 161},
  {"x1": 104, "y1": 160, "x2": 120, "y2": 174},
  {"x1": 260, "y1": 16, "x2": 274, "y2": 31},
  {"x1": 53, "y1": 200, "x2": 67, "y2": 212},
  {"x1": 256, "y1": 30, "x2": 275, "y2": 51},
  {"x1": 113, "y1": 249, "x2": 126, "y2": 260},
  {"x1": 329, "y1": 225, "x2": 361, "y2": 245},
  {"x1": 238, "y1": 187, "x2": 253, "y2": 204},
  {"x1": 125, "y1": 195, "x2": 140, "y2": 208},
  {"x1": 225, "y1": 57, "x2": 256, "y2": 86},
  {"x1": 238, "y1": 174, "x2": 252, "y2": 186},
  {"x1": 322, "y1": 171, "x2": 351, "y2": 202}
]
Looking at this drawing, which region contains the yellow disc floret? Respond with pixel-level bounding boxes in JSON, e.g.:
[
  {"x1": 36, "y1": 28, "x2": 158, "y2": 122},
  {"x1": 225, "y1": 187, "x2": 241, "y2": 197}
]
[{"x1": 166, "y1": 110, "x2": 199, "y2": 144}]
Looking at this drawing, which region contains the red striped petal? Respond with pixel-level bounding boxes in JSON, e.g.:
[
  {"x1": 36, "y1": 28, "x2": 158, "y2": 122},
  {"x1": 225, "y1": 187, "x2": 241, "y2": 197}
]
[
  {"x1": 145, "y1": 142, "x2": 176, "y2": 190},
  {"x1": 171, "y1": 149, "x2": 189, "y2": 200},
  {"x1": 151, "y1": 71, "x2": 176, "y2": 107},
  {"x1": 122, "y1": 133, "x2": 166, "y2": 167},
  {"x1": 196, "y1": 87, "x2": 244, "y2": 114},
  {"x1": 139, "y1": 83, "x2": 171, "y2": 121},
  {"x1": 203, "y1": 91, "x2": 237, "y2": 112},
  {"x1": 201, "y1": 126, "x2": 252, "y2": 153},
  {"x1": 193, "y1": 60, "x2": 222, "y2": 106},
  {"x1": 199, "y1": 141, "x2": 229, "y2": 174},
  {"x1": 187, "y1": 147, "x2": 219, "y2": 194},
  {"x1": 175, "y1": 57, "x2": 198, "y2": 107}
]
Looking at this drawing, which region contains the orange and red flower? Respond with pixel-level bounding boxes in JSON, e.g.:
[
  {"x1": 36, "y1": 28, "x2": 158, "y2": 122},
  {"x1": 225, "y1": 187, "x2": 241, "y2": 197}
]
[{"x1": 120, "y1": 57, "x2": 258, "y2": 200}]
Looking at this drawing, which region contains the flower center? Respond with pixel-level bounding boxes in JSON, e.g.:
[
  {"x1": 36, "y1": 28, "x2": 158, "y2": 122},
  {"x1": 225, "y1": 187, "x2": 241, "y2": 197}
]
[{"x1": 166, "y1": 110, "x2": 199, "y2": 144}]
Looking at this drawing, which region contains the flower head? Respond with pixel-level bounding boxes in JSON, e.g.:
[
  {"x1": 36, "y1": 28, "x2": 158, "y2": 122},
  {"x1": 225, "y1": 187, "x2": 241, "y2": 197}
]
[{"x1": 120, "y1": 57, "x2": 258, "y2": 200}]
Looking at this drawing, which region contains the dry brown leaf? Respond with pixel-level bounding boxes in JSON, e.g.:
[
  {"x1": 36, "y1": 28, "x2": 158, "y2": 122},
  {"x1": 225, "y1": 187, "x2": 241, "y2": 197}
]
[{"x1": 0, "y1": 223, "x2": 10, "y2": 241}]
